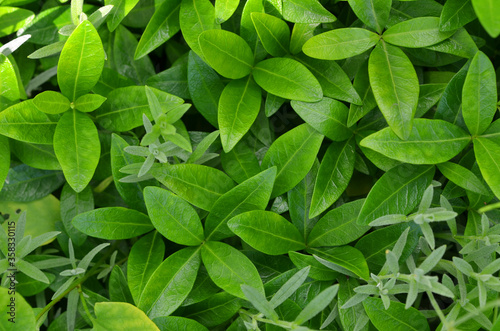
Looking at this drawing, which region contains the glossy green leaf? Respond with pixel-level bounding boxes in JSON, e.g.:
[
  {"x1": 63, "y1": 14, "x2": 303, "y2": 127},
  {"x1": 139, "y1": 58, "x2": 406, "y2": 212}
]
[
  {"x1": 179, "y1": 0, "x2": 220, "y2": 57},
  {"x1": 0, "y1": 7, "x2": 34, "y2": 37},
  {"x1": 383, "y1": 17, "x2": 455, "y2": 48},
  {"x1": 144, "y1": 187, "x2": 204, "y2": 246},
  {"x1": 0, "y1": 136, "x2": 8, "y2": 192},
  {"x1": 360, "y1": 119, "x2": 471, "y2": 164},
  {"x1": 153, "y1": 316, "x2": 208, "y2": 331},
  {"x1": 202, "y1": 241, "x2": 263, "y2": 299},
  {"x1": 215, "y1": 0, "x2": 239, "y2": 23},
  {"x1": 72, "y1": 207, "x2": 153, "y2": 239},
  {"x1": 58, "y1": 20, "x2": 105, "y2": 101},
  {"x1": 474, "y1": 137, "x2": 500, "y2": 199},
  {"x1": 303, "y1": 28, "x2": 379, "y2": 61},
  {"x1": 0, "y1": 54, "x2": 20, "y2": 111},
  {"x1": 310, "y1": 246, "x2": 370, "y2": 280},
  {"x1": 184, "y1": 292, "x2": 242, "y2": 327},
  {"x1": 60, "y1": 183, "x2": 92, "y2": 247},
  {"x1": 462, "y1": 51, "x2": 497, "y2": 136},
  {"x1": 199, "y1": 30, "x2": 253, "y2": 79},
  {"x1": 368, "y1": 41, "x2": 419, "y2": 140},
  {"x1": 54, "y1": 110, "x2": 100, "y2": 192},
  {"x1": 127, "y1": 231, "x2": 165, "y2": 304},
  {"x1": 105, "y1": 0, "x2": 141, "y2": 32},
  {"x1": 139, "y1": 247, "x2": 200, "y2": 319},
  {"x1": 425, "y1": 28, "x2": 477, "y2": 59},
  {"x1": 471, "y1": 0, "x2": 500, "y2": 38},
  {"x1": 309, "y1": 139, "x2": 355, "y2": 218},
  {"x1": 0, "y1": 100, "x2": 56, "y2": 144},
  {"x1": 363, "y1": 297, "x2": 430, "y2": 331},
  {"x1": 187, "y1": 130, "x2": 220, "y2": 164},
  {"x1": 291, "y1": 98, "x2": 353, "y2": 142},
  {"x1": 439, "y1": 0, "x2": 476, "y2": 31},
  {"x1": 253, "y1": 57, "x2": 322, "y2": 102},
  {"x1": 220, "y1": 139, "x2": 261, "y2": 184},
  {"x1": 93, "y1": 302, "x2": 160, "y2": 331},
  {"x1": 219, "y1": 77, "x2": 262, "y2": 153},
  {"x1": 348, "y1": 60, "x2": 377, "y2": 127},
  {"x1": 10, "y1": 140, "x2": 60, "y2": 171},
  {"x1": 308, "y1": 199, "x2": 370, "y2": 247},
  {"x1": 228, "y1": 210, "x2": 305, "y2": 255},
  {"x1": 147, "y1": 63, "x2": 190, "y2": 100},
  {"x1": 0, "y1": 287, "x2": 36, "y2": 330},
  {"x1": 150, "y1": 163, "x2": 235, "y2": 211},
  {"x1": 251, "y1": 12, "x2": 290, "y2": 57},
  {"x1": 348, "y1": 0, "x2": 391, "y2": 33},
  {"x1": 109, "y1": 266, "x2": 134, "y2": 303},
  {"x1": 261, "y1": 123, "x2": 324, "y2": 197},
  {"x1": 33, "y1": 91, "x2": 70, "y2": 114},
  {"x1": 338, "y1": 276, "x2": 370, "y2": 331},
  {"x1": 205, "y1": 167, "x2": 276, "y2": 241},
  {"x1": 415, "y1": 84, "x2": 447, "y2": 118},
  {"x1": 289, "y1": 252, "x2": 338, "y2": 280},
  {"x1": 290, "y1": 23, "x2": 319, "y2": 55},
  {"x1": 357, "y1": 164, "x2": 434, "y2": 226},
  {"x1": 282, "y1": 0, "x2": 336, "y2": 23},
  {"x1": 74, "y1": 94, "x2": 107, "y2": 113},
  {"x1": 135, "y1": 0, "x2": 181, "y2": 60},
  {"x1": 437, "y1": 162, "x2": 489, "y2": 196}
]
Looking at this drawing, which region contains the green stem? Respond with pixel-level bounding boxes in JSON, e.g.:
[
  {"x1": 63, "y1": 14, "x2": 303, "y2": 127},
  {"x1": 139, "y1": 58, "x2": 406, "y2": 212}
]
[
  {"x1": 427, "y1": 291, "x2": 447, "y2": 328},
  {"x1": 78, "y1": 285, "x2": 95, "y2": 324}
]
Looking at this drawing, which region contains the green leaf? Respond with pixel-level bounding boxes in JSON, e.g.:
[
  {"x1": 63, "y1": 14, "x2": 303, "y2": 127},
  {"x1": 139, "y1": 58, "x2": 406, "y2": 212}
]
[
  {"x1": 294, "y1": 285, "x2": 338, "y2": 324},
  {"x1": 205, "y1": 167, "x2": 276, "y2": 241},
  {"x1": 93, "y1": 302, "x2": 160, "y2": 331},
  {"x1": 60, "y1": 183, "x2": 92, "y2": 247},
  {"x1": 261, "y1": 123, "x2": 324, "y2": 197},
  {"x1": 253, "y1": 57, "x2": 322, "y2": 102},
  {"x1": 471, "y1": 0, "x2": 500, "y2": 38},
  {"x1": 10, "y1": 141, "x2": 60, "y2": 171},
  {"x1": 294, "y1": 53, "x2": 362, "y2": 105},
  {"x1": 291, "y1": 98, "x2": 352, "y2": 142},
  {"x1": 33, "y1": 91, "x2": 70, "y2": 114},
  {"x1": 0, "y1": 7, "x2": 34, "y2": 37},
  {"x1": 308, "y1": 199, "x2": 371, "y2": 247},
  {"x1": 220, "y1": 139, "x2": 261, "y2": 184},
  {"x1": 348, "y1": 60, "x2": 377, "y2": 127},
  {"x1": 363, "y1": 297, "x2": 430, "y2": 331},
  {"x1": 241, "y1": 285, "x2": 279, "y2": 320},
  {"x1": 228, "y1": 210, "x2": 305, "y2": 255},
  {"x1": 180, "y1": 0, "x2": 220, "y2": 57},
  {"x1": 425, "y1": 28, "x2": 478, "y2": 59},
  {"x1": 215, "y1": 0, "x2": 239, "y2": 23},
  {"x1": 147, "y1": 64, "x2": 190, "y2": 100},
  {"x1": 72, "y1": 207, "x2": 153, "y2": 239},
  {"x1": 150, "y1": 164, "x2": 235, "y2": 211},
  {"x1": 184, "y1": 292, "x2": 242, "y2": 327},
  {"x1": 54, "y1": 110, "x2": 100, "y2": 192},
  {"x1": 135, "y1": 0, "x2": 181, "y2": 60},
  {"x1": 95, "y1": 86, "x2": 184, "y2": 131},
  {"x1": 0, "y1": 136, "x2": 8, "y2": 192},
  {"x1": 153, "y1": 316, "x2": 208, "y2": 331},
  {"x1": 282, "y1": 0, "x2": 336, "y2": 23},
  {"x1": 337, "y1": 276, "x2": 370, "y2": 331},
  {"x1": 0, "y1": 100, "x2": 57, "y2": 144},
  {"x1": 27, "y1": 41, "x2": 66, "y2": 60},
  {"x1": 439, "y1": 0, "x2": 476, "y2": 31},
  {"x1": 0, "y1": 287, "x2": 36, "y2": 330},
  {"x1": 360, "y1": 119, "x2": 471, "y2": 164},
  {"x1": 437, "y1": 162, "x2": 489, "y2": 196},
  {"x1": 303, "y1": 28, "x2": 379, "y2": 60},
  {"x1": 383, "y1": 17, "x2": 455, "y2": 48},
  {"x1": 289, "y1": 252, "x2": 338, "y2": 280},
  {"x1": 474, "y1": 137, "x2": 500, "y2": 199},
  {"x1": 368, "y1": 41, "x2": 419, "y2": 140},
  {"x1": 290, "y1": 23, "x2": 319, "y2": 55},
  {"x1": 105, "y1": 0, "x2": 141, "y2": 32},
  {"x1": 109, "y1": 266, "x2": 134, "y2": 303},
  {"x1": 415, "y1": 84, "x2": 447, "y2": 118},
  {"x1": 58, "y1": 20, "x2": 105, "y2": 101},
  {"x1": 251, "y1": 12, "x2": 290, "y2": 57},
  {"x1": 127, "y1": 231, "x2": 165, "y2": 304},
  {"x1": 144, "y1": 187, "x2": 204, "y2": 246},
  {"x1": 0, "y1": 54, "x2": 20, "y2": 111},
  {"x1": 219, "y1": 77, "x2": 262, "y2": 153},
  {"x1": 309, "y1": 139, "x2": 355, "y2": 218},
  {"x1": 74, "y1": 94, "x2": 107, "y2": 113},
  {"x1": 357, "y1": 164, "x2": 435, "y2": 226},
  {"x1": 187, "y1": 130, "x2": 220, "y2": 164},
  {"x1": 462, "y1": 51, "x2": 497, "y2": 136},
  {"x1": 199, "y1": 30, "x2": 253, "y2": 79},
  {"x1": 269, "y1": 267, "x2": 310, "y2": 308},
  {"x1": 347, "y1": 0, "x2": 391, "y2": 33},
  {"x1": 139, "y1": 247, "x2": 200, "y2": 319},
  {"x1": 201, "y1": 241, "x2": 264, "y2": 299},
  {"x1": 310, "y1": 246, "x2": 370, "y2": 280}
]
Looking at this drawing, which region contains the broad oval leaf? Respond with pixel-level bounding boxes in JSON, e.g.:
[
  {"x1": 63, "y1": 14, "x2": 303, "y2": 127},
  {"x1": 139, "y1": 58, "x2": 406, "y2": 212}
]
[
  {"x1": 309, "y1": 246, "x2": 370, "y2": 280},
  {"x1": 303, "y1": 28, "x2": 379, "y2": 60},
  {"x1": 204, "y1": 167, "x2": 277, "y2": 241},
  {"x1": 54, "y1": 110, "x2": 100, "y2": 193},
  {"x1": 105, "y1": 0, "x2": 141, "y2": 32},
  {"x1": 228, "y1": 210, "x2": 305, "y2": 255},
  {"x1": 215, "y1": 0, "x2": 239, "y2": 23},
  {"x1": 383, "y1": 17, "x2": 455, "y2": 48},
  {"x1": 74, "y1": 94, "x2": 107, "y2": 113},
  {"x1": 144, "y1": 187, "x2": 204, "y2": 246},
  {"x1": 180, "y1": 0, "x2": 220, "y2": 57},
  {"x1": 291, "y1": 98, "x2": 353, "y2": 142},
  {"x1": 150, "y1": 163, "x2": 235, "y2": 211},
  {"x1": 437, "y1": 162, "x2": 490, "y2": 196},
  {"x1": 0, "y1": 54, "x2": 20, "y2": 111},
  {"x1": 357, "y1": 164, "x2": 435, "y2": 226},
  {"x1": 462, "y1": 51, "x2": 497, "y2": 136},
  {"x1": 471, "y1": 0, "x2": 500, "y2": 38},
  {"x1": 368, "y1": 41, "x2": 419, "y2": 140},
  {"x1": 153, "y1": 316, "x2": 208, "y2": 331},
  {"x1": 309, "y1": 139, "x2": 356, "y2": 218},
  {"x1": 33, "y1": 91, "x2": 70, "y2": 114},
  {"x1": 139, "y1": 247, "x2": 201, "y2": 319},
  {"x1": 10, "y1": 140, "x2": 60, "y2": 171},
  {"x1": 251, "y1": 12, "x2": 290, "y2": 57},
  {"x1": 439, "y1": 0, "x2": 476, "y2": 31},
  {"x1": 474, "y1": 137, "x2": 500, "y2": 200},
  {"x1": 93, "y1": 302, "x2": 160, "y2": 331},
  {"x1": 363, "y1": 297, "x2": 430, "y2": 331},
  {"x1": 0, "y1": 287, "x2": 36, "y2": 331},
  {"x1": 199, "y1": 29, "x2": 253, "y2": 79},
  {"x1": 253, "y1": 57, "x2": 322, "y2": 102},
  {"x1": 348, "y1": 0, "x2": 391, "y2": 33},
  {"x1": 60, "y1": 183, "x2": 92, "y2": 246},
  {"x1": 201, "y1": 241, "x2": 264, "y2": 299},
  {"x1": 0, "y1": 7, "x2": 34, "y2": 37},
  {"x1": 219, "y1": 77, "x2": 262, "y2": 153},
  {"x1": 282, "y1": 0, "x2": 336, "y2": 23},
  {"x1": 0, "y1": 100, "x2": 56, "y2": 145},
  {"x1": 220, "y1": 139, "x2": 261, "y2": 184},
  {"x1": 57, "y1": 20, "x2": 105, "y2": 101},
  {"x1": 72, "y1": 207, "x2": 153, "y2": 239},
  {"x1": 261, "y1": 123, "x2": 324, "y2": 198},
  {"x1": 360, "y1": 119, "x2": 471, "y2": 164}
]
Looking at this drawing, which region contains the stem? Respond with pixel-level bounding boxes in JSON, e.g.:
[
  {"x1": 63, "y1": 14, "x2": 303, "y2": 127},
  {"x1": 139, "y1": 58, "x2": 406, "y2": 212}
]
[
  {"x1": 78, "y1": 285, "x2": 95, "y2": 324},
  {"x1": 427, "y1": 291, "x2": 447, "y2": 329}
]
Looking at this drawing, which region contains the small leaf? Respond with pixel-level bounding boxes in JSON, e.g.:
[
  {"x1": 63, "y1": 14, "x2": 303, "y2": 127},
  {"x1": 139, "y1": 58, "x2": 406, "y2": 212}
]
[
  {"x1": 347, "y1": 0, "x2": 391, "y2": 33},
  {"x1": 363, "y1": 297, "x2": 430, "y2": 331},
  {"x1": 241, "y1": 285, "x2": 279, "y2": 320},
  {"x1": 383, "y1": 17, "x2": 455, "y2": 48},
  {"x1": 474, "y1": 137, "x2": 500, "y2": 199},
  {"x1": 74, "y1": 94, "x2": 107, "y2": 113},
  {"x1": 294, "y1": 285, "x2": 339, "y2": 325},
  {"x1": 93, "y1": 302, "x2": 160, "y2": 331},
  {"x1": 437, "y1": 162, "x2": 490, "y2": 195},
  {"x1": 251, "y1": 12, "x2": 290, "y2": 57},
  {"x1": 215, "y1": 0, "x2": 240, "y2": 23},
  {"x1": 282, "y1": 0, "x2": 336, "y2": 23},
  {"x1": 33, "y1": 91, "x2": 70, "y2": 114}
]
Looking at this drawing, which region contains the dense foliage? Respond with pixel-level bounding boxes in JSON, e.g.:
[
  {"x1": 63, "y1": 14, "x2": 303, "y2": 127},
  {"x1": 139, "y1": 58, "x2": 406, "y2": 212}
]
[{"x1": 0, "y1": 0, "x2": 500, "y2": 330}]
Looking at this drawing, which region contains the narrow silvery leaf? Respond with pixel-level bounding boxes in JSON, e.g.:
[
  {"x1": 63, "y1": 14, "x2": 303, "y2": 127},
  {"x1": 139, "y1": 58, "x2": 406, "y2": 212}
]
[
  {"x1": 452, "y1": 257, "x2": 474, "y2": 276},
  {"x1": 294, "y1": 285, "x2": 339, "y2": 325},
  {"x1": 419, "y1": 245, "x2": 446, "y2": 273},
  {"x1": 0, "y1": 34, "x2": 31, "y2": 56},
  {"x1": 241, "y1": 285, "x2": 279, "y2": 320},
  {"x1": 269, "y1": 266, "x2": 310, "y2": 308}
]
